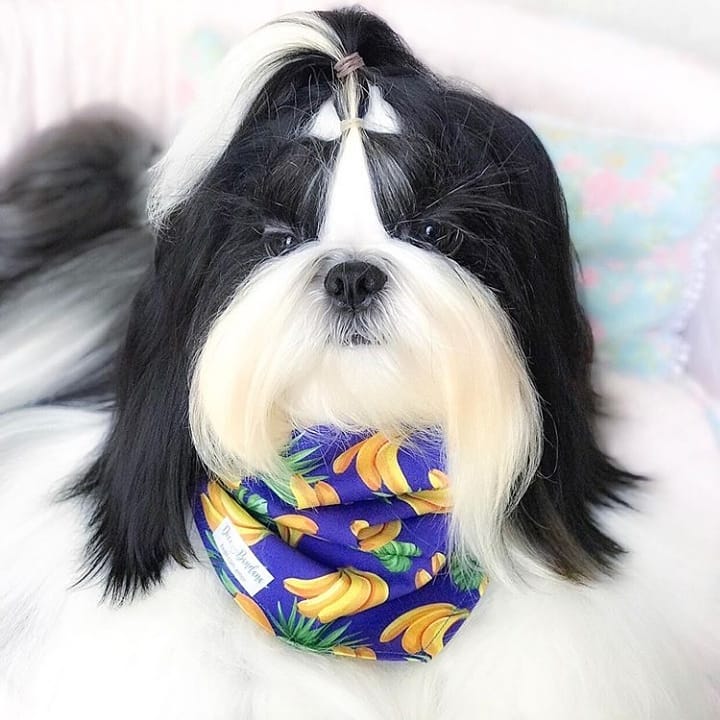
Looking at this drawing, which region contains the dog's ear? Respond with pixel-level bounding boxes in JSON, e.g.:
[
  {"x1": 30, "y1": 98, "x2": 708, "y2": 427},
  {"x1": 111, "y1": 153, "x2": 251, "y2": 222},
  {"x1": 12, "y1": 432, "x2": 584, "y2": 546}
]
[
  {"x1": 487, "y1": 110, "x2": 637, "y2": 579},
  {"x1": 69, "y1": 258, "x2": 200, "y2": 602}
]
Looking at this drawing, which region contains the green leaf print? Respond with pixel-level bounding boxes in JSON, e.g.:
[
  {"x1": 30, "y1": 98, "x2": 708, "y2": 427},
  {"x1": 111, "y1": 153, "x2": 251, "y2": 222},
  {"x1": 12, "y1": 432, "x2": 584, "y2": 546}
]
[
  {"x1": 372, "y1": 541, "x2": 422, "y2": 573},
  {"x1": 270, "y1": 600, "x2": 365, "y2": 653},
  {"x1": 258, "y1": 440, "x2": 328, "y2": 506},
  {"x1": 449, "y1": 553, "x2": 487, "y2": 592},
  {"x1": 235, "y1": 486, "x2": 270, "y2": 520}
]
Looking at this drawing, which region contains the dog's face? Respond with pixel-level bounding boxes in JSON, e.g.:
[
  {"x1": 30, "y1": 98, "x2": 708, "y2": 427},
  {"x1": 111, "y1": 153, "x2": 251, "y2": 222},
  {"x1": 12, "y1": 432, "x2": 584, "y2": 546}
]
[{"x1": 80, "y1": 9, "x2": 631, "y2": 600}]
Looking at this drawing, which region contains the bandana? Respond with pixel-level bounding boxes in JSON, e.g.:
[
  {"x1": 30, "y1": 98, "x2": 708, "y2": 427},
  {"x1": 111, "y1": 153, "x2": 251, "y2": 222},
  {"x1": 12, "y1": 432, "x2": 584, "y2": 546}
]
[{"x1": 192, "y1": 428, "x2": 488, "y2": 662}]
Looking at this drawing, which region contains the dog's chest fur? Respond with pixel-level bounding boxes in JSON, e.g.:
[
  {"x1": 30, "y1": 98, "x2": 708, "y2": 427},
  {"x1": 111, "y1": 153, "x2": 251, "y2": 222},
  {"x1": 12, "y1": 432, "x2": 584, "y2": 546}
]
[{"x1": 1, "y1": 372, "x2": 717, "y2": 720}]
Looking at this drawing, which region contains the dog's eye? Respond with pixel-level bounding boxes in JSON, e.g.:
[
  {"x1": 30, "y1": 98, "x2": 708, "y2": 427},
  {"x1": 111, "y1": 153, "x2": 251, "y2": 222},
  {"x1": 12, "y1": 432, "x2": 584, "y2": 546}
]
[
  {"x1": 264, "y1": 230, "x2": 300, "y2": 256},
  {"x1": 422, "y1": 223, "x2": 438, "y2": 241},
  {"x1": 407, "y1": 221, "x2": 463, "y2": 257}
]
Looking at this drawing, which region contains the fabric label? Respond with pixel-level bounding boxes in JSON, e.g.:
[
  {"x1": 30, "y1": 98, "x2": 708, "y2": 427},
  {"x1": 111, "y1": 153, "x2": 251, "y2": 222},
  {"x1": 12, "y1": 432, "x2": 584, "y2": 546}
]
[{"x1": 213, "y1": 518, "x2": 274, "y2": 596}]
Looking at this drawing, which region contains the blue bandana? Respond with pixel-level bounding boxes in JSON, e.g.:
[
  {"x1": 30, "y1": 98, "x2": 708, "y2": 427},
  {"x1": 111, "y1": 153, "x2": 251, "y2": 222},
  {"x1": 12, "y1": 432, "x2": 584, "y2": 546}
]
[{"x1": 192, "y1": 429, "x2": 487, "y2": 662}]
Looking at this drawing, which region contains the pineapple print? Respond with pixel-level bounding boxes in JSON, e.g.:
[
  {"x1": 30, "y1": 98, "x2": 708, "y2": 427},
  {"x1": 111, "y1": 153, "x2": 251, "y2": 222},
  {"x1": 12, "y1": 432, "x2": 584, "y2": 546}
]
[
  {"x1": 270, "y1": 600, "x2": 368, "y2": 656},
  {"x1": 264, "y1": 439, "x2": 341, "y2": 508}
]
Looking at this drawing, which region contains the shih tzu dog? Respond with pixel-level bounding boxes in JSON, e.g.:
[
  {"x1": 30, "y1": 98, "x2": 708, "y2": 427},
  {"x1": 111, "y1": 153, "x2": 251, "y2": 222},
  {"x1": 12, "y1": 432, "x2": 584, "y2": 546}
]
[{"x1": 0, "y1": 8, "x2": 718, "y2": 719}]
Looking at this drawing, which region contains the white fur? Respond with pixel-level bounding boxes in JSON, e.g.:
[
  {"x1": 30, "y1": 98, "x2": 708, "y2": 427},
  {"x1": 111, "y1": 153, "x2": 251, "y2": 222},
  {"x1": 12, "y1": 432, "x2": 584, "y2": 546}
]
[
  {"x1": 189, "y1": 124, "x2": 541, "y2": 575},
  {"x1": 362, "y1": 86, "x2": 402, "y2": 134},
  {"x1": 308, "y1": 86, "x2": 402, "y2": 141},
  {"x1": 2, "y1": 12, "x2": 718, "y2": 719},
  {"x1": 308, "y1": 96, "x2": 344, "y2": 141},
  {"x1": 0, "y1": 374, "x2": 718, "y2": 719}
]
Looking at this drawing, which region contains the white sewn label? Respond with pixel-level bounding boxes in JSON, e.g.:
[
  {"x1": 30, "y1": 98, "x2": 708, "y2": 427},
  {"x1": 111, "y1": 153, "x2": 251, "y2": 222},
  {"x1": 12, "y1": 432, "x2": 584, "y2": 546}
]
[{"x1": 212, "y1": 518, "x2": 274, "y2": 596}]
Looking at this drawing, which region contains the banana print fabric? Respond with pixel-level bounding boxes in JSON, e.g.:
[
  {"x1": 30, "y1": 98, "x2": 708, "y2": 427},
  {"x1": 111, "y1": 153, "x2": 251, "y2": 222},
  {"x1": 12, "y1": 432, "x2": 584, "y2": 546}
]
[{"x1": 192, "y1": 428, "x2": 488, "y2": 662}]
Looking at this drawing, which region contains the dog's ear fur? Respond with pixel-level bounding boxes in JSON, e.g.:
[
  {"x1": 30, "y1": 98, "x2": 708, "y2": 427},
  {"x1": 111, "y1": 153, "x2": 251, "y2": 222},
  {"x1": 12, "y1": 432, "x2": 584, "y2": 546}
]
[
  {"x1": 69, "y1": 258, "x2": 200, "y2": 601},
  {"x1": 485, "y1": 109, "x2": 637, "y2": 579}
]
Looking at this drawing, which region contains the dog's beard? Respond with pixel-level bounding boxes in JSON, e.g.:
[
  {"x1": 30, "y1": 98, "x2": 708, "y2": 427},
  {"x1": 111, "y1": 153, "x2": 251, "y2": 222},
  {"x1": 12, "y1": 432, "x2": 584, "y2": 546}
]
[{"x1": 189, "y1": 239, "x2": 542, "y2": 579}]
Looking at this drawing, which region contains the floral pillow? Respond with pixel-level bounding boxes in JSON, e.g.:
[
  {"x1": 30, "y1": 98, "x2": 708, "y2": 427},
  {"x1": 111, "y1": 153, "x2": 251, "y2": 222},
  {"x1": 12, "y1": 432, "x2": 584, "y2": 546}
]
[{"x1": 530, "y1": 119, "x2": 720, "y2": 376}]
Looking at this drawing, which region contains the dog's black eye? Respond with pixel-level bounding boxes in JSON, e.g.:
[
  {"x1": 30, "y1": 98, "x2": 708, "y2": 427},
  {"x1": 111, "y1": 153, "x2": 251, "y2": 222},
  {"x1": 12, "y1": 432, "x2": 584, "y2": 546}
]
[
  {"x1": 264, "y1": 230, "x2": 300, "y2": 256},
  {"x1": 405, "y1": 221, "x2": 463, "y2": 257},
  {"x1": 423, "y1": 223, "x2": 438, "y2": 241}
]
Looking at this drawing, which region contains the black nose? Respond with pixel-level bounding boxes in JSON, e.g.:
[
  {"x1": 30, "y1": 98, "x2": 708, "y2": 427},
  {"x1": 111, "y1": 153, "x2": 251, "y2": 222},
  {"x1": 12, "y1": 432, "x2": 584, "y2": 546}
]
[{"x1": 324, "y1": 261, "x2": 387, "y2": 310}]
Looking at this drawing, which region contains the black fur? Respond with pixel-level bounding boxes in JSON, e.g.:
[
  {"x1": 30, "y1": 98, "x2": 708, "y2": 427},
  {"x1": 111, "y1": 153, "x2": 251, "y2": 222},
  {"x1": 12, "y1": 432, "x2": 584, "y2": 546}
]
[
  {"x1": 360, "y1": 82, "x2": 638, "y2": 577},
  {"x1": 0, "y1": 111, "x2": 156, "y2": 290},
  {"x1": 63, "y1": 7, "x2": 636, "y2": 599},
  {"x1": 0, "y1": 112, "x2": 156, "y2": 408}
]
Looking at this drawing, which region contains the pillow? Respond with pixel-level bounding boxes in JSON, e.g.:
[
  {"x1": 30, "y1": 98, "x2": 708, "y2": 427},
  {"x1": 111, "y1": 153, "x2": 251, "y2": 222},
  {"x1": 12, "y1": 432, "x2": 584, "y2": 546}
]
[{"x1": 528, "y1": 118, "x2": 720, "y2": 376}]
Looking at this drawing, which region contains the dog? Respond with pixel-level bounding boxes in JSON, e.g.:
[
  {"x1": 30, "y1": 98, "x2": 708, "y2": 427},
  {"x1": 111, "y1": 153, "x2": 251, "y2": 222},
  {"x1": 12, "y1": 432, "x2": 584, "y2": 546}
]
[{"x1": 0, "y1": 8, "x2": 718, "y2": 719}]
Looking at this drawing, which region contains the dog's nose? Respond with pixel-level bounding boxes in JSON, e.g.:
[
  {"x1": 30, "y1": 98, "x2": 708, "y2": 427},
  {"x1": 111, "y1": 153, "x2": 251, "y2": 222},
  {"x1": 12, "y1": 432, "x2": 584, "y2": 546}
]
[{"x1": 324, "y1": 261, "x2": 387, "y2": 310}]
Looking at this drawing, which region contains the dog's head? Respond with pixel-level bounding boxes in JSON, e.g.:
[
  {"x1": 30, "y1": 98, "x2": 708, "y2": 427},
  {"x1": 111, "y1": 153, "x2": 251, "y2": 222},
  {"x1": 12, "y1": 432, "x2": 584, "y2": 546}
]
[{"x1": 79, "y1": 9, "x2": 631, "y2": 600}]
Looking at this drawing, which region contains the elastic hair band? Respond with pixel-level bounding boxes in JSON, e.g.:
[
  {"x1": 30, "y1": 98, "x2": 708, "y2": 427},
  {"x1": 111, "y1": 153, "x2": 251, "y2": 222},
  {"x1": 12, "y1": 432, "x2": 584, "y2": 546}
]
[
  {"x1": 340, "y1": 117, "x2": 364, "y2": 133},
  {"x1": 334, "y1": 52, "x2": 365, "y2": 79}
]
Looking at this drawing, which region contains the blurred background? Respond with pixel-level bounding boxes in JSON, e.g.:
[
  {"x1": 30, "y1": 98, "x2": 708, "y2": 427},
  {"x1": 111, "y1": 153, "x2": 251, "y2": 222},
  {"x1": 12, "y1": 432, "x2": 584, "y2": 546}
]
[{"x1": 1, "y1": 0, "x2": 718, "y2": 429}]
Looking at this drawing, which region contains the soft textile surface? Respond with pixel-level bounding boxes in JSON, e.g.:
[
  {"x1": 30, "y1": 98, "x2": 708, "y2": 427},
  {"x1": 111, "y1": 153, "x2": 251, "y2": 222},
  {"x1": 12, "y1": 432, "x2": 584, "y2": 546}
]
[
  {"x1": 194, "y1": 430, "x2": 483, "y2": 662},
  {"x1": 531, "y1": 121, "x2": 720, "y2": 376}
]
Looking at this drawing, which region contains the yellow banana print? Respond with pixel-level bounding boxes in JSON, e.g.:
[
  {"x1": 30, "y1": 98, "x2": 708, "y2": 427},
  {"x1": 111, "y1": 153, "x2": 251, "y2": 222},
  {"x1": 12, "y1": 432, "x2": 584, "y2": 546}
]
[
  {"x1": 233, "y1": 593, "x2": 273, "y2": 634},
  {"x1": 332, "y1": 433, "x2": 387, "y2": 490},
  {"x1": 290, "y1": 474, "x2": 319, "y2": 509},
  {"x1": 211, "y1": 482, "x2": 259, "y2": 527},
  {"x1": 299, "y1": 573, "x2": 353, "y2": 620},
  {"x1": 355, "y1": 434, "x2": 387, "y2": 490},
  {"x1": 283, "y1": 571, "x2": 342, "y2": 599},
  {"x1": 431, "y1": 552, "x2": 447, "y2": 574},
  {"x1": 379, "y1": 603, "x2": 456, "y2": 642},
  {"x1": 352, "y1": 519, "x2": 402, "y2": 551},
  {"x1": 421, "y1": 611, "x2": 468, "y2": 657},
  {"x1": 428, "y1": 469, "x2": 450, "y2": 489},
  {"x1": 317, "y1": 571, "x2": 372, "y2": 623},
  {"x1": 398, "y1": 488, "x2": 453, "y2": 516},
  {"x1": 351, "y1": 568, "x2": 390, "y2": 612},
  {"x1": 200, "y1": 493, "x2": 224, "y2": 532},
  {"x1": 400, "y1": 606, "x2": 457, "y2": 653},
  {"x1": 413, "y1": 553, "x2": 446, "y2": 589},
  {"x1": 479, "y1": 573, "x2": 490, "y2": 596},
  {"x1": 354, "y1": 646, "x2": 377, "y2": 660},
  {"x1": 313, "y1": 480, "x2": 340, "y2": 505},
  {"x1": 375, "y1": 442, "x2": 412, "y2": 494},
  {"x1": 331, "y1": 645, "x2": 377, "y2": 660},
  {"x1": 349, "y1": 519, "x2": 370, "y2": 536},
  {"x1": 290, "y1": 475, "x2": 341, "y2": 509},
  {"x1": 275, "y1": 514, "x2": 318, "y2": 548},
  {"x1": 380, "y1": 603, "x2": 469, "y2": 657},
  {"x1": 332, "y1": 433, "x2": 425, "y2": 497},
  {"x1": 274, "y1": 514, "x2": 319, "y2": 534},
  {"x1": 277, "y1": 526, "x2": 304, "y2": 548},
  {"x1": 331, "y1": 438, "x2": 366, "y2": 474},
  {"x1": 285, "y1": 568, "x2": 389, "y2": 623},
  {"x1": 202, "y1": 482, "x2": 270, "y2": 545}
]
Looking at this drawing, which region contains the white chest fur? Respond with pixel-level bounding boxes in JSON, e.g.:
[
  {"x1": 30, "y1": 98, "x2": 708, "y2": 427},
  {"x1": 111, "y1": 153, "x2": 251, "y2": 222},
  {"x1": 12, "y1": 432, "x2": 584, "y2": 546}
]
[{"x1": 0, "y1": 371, "x2": 718, "y2": 720}]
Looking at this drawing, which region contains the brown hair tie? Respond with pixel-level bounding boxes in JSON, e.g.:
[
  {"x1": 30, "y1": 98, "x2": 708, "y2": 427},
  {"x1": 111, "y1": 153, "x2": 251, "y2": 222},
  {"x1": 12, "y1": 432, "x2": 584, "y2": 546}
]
[{"x1": 334, "y1": 52, "x2": 365, "y2": 78}]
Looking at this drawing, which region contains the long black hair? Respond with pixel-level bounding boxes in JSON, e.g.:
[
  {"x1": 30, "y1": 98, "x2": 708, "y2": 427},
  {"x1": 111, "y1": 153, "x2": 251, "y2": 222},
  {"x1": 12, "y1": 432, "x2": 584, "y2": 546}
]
[{"x1": 62, "y1": 8, "x2": 635, "y2": 601}]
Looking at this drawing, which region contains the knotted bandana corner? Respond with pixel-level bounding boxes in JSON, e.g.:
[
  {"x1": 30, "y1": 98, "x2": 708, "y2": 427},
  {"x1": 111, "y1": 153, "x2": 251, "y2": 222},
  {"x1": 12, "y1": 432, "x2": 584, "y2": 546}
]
[{"x1": 192, "y1": 428, "x2": 488, "y2": 662}]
